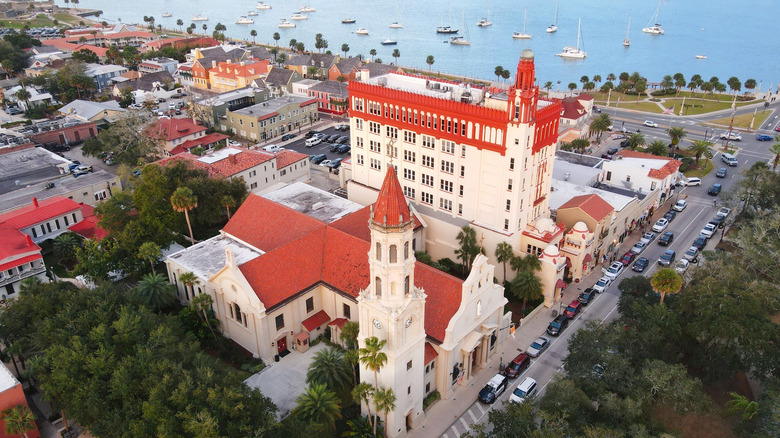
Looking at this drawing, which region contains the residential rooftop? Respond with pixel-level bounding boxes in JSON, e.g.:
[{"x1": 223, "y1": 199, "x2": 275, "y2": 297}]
[
  {"x1": 168, "y1": 234, "x2": 262, "y2": 280},
  {"x1": 0, "y1": 148, "x2": 71, "y2": 195},
  {"x1": 0, "y1": 170, "x2": 118, "y2": 213},
  {"x1": 549, "y1": 179, "x2": 636, "y2": 213},
  {"x1": 231, "y1": 95, "x2": 313, "y2": 118},
  {"x1": 262, "y1": 182, "x2": 363, "y2": 224},
  {"x1": 551, "y1": 157, "x2": 603, "y2": 187},
  {"x1": 195, "y1": 86, "x2": 265, "y2": 107}
]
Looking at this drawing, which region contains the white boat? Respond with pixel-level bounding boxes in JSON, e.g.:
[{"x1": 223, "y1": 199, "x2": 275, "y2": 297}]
[
  {"x1": 191, "y1": 14, "x2": 208, "y2": 21},
  {"x1": 256, "y1": 2, "x2": 272, "y2": 9},
  {"x1": 278, "y1": 19, "x2": 295, "y2": 27},
  {"x1": 623, "y1": 17, "x2": 630, "y2": 46},
  {"x1": 290, "y1": 12, "x2": 307, "y2": 20},
  {"x1": 477, "y1": 0, "x2": 491, "y2": 27},
  {"x1": 342, "y1": 18, "x2": 356, "y2": 24},
  {"x1": 512, "y1": 9, "x2": 531, "y2": 39},
  {"x1": 236, "y1": 16, "x2": 254, "y2": 24},
  {"x1": 300, "y1": 5, "x2": 316, "y2": 12},
  {"x1": 695, "y1": 55, "x2": 706, "y2": 59},
  {"x1": 556, "y1": 18, "x2": 586, "y2": 59},
  {"x1": 642, "y1": 0, "x2": 664, "y2": 34},
  {"x1": 546, "y1": 0, "x2": 558, "y2": 33},
  {"x1": 355, "y1": 28, "x2": 369, "y2": 35},
  {"x1": 436, "y1": 6, "x2": 458, "y2": 34},
  {"x1": 380, "y1": 38, "x2": 397, "y2": 45},
  {"x1": 389, "y1": 2, "x2": 402, "y2": 28},
  {"x1": 248, "y1": 11, "x2": 258, "y2": 16},
  {"x1": 450, "y1": 11, "x2": 470, "y2": 45},
  {"x1": 161, "y1": 12, "x2": 172, "y2": 18}
]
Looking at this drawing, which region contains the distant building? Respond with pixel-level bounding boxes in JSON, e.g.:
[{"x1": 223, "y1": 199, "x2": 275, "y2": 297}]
[
  {"x1": 138, "y1": 57, "x2": 178, "y2": 75},
  {"x1": 307, "y1": 80, "x2": 348, "y2": 116},
  {"x1": 57, "y1": 100, "x2": 126, "y2": 124},
  {"x1": 262, "y1": 67, "x2": 303, "y2": 94},
  {"x1": 0, "y1": 170, "x2": 123, "y2": 213},
  {"x1": 601, "y1": 150, "x2": 681, "y2": 207},
  {"x1": 328, "y1": 57, "x2": 362, "y2": 81},
  {"x1": 0, "y1": 362, "x2": 40, "y2": 438},
  {"x1": 146, "y1": 118, "x2": 208, "y2": 155},
  {"x1": 191, "y1": 86, "x2": 272, "y2": 129},
  {"x1": 85, "y1": 63, "x2": 129, "y2": 91},
  {"x1": 221, "y1": 95, "x2": 318, "y2": 141},
  {"x1": 209, "y1": 59, "x2": 271, "y2": 93}
]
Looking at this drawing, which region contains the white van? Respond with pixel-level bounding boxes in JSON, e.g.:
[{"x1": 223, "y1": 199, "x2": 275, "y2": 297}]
[
  {"x1": 509, "y1": 377, "x2": 537, "y2": 403},
  {"x1": 305, "y1": 137, "x2": 322, "y2": 147},
  {"x1": 721, "y1": 152, "x2": 738, "y2": 167},
  {"x1": 262, "y1": 144, "x2": 283, "y2": 153}
]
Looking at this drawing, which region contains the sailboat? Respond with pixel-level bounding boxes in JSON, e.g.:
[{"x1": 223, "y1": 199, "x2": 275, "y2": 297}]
[
  {"x1": 161, "y1": 12, "x2": 172, "y2": 18},
  {"x1": 642, "y1": 0, "x2": 664, "y2": 34},
  {"x1": 299, "y1": 5, "x2": 316, "y2": 12},
  {"x1": 290, "y1": 12, "x2": 307, "y2": 20},
  {"x1": 236, "y1": 16, "x2": 254, "y2": 24},
  {"x1": 436, "y1": 6, "x2": 458, "y2": 34},
  {"x1": 450, "y1": 11, "x2": 470, "y2": 45},
  {"x1": 513, "y1": 9, "x2": 531, "y2": 39},
  {"x1": 556, "y1": 18, "x2": 586, "y2": 59},
  {"x1": 477, "y1": 0, "x2": 492, "y2": 27},
  {"x1": 279, "y1": 0, "x2": 296, "y2": 27},
  {"x1": 546, "y1": 0, "x2": 558, "y2": 33},
  {"x1": 355, "y1": 28, "x2": 369, "y2": 35},
  {"x1": 389, "y1": 2, "x2": 403, "y2": 28},
  {"x1": 623, "y1": 17, "x2": 631, "y2": 46},
  {"x1": 191, "y1": 14, "x2": 208, "y2": 21},
  {"x1": 342, "y1": 0, "x2": 356, "y2": 24},
  {"x1": 248, "y1": 10, "x2": 258, "y2": 16},
  {"x1": 256, "y1": 2, "x2": 272, "y2": 10}
]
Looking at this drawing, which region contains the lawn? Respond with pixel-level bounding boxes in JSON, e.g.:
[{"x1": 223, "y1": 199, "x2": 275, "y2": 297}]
[
  {"x1": 612, "y1": 101, "x2": 665, "y2": 113},
  {"x1": 683, "y1": 158, "x2": 714, "y2": 178},
  {"x1": 707, "y1": 110, "x2": 772, "y2": 129},
  {"x1": 664, "y1": 98, "x2": 756, "y2": 115},
  {"x1": 52, "y1": 12, "x2": 85, "y2": 26},
  {"x1": 2, "y1": 14, "x2": 57, "y2": 29}
]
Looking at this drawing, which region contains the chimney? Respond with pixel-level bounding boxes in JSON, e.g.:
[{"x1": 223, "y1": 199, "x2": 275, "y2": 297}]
[
  {"x1": 31, "y1": 197, "x2": 39, "y2": 208},
  {"x1": 25, "y1": 235, "x2": 33, "y2": 247},
  {"x1": 228, "y1": 153, "x2": 237, "y2": 165}
]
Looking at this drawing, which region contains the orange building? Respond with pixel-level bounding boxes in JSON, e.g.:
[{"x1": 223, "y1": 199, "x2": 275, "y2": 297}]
[{"x1": 209, "y1": 60, "x2": 271, "y2": 92}]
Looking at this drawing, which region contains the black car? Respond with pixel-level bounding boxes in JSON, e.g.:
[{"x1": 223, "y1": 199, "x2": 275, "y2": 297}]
[
  {"x1": 632, "y1": 257, "x2": 650, "y2": 272},
  {"x1": 620, "y1": 139, "x2": 630, "y2": 148},
  {"x1": 546, "y1": 315, "x2": 569, "y2": 336},
  {"x1": 716, "y1": 167, "x2": 727, "y2": 178},
  {"x1": 658, "y1": 232, "x2": 674, "y2": 246},
  {"x1": 329, "y1": 143, "x2": 340, "y2": 152},
  {"x1": 327, "y1": 134, "x2": 341, "y2": 143},
  {"x1": 478, "y1": 374, "x2": 508, "y2": 404},
  {"x1": 281, "y1": 133, "x2": 297, "y2": 141},
  {"x1": 658, "y1": 249, "x2": 676, "y2": 266},
  {"x1": 708, "y1": 183, "x2": 722, "y2": 196},
  {"x1": 310, "y1": 154, "x2": 327, "y2": 164},
  {"x1": 709, "y1": 215, "x2": 725, "y2": 228},
  {"x1": 304, "y1": 130, "x2": 320, "y2": 138},
  {"x1": 692, "y1": 236, "x2": 708, "y2": 250},
  {"x1": 336, "y1": 135, "x2": 350, "y2": 144},
  {"x1": 663, "y1": 210, "x2": 677, "y2": 222},
  {"x1": 326, "y1": 158, "x2": 344, "y2": 169},
  {"x1": 337, "y1": 144, "x2": 351, "y2": 154},
  {"x1": 578, "y1": 288, "x2": 596, "y2": 305}
]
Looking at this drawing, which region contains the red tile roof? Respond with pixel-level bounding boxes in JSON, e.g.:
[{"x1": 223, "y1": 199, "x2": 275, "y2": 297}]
[
  {"x1": 170, "y1": 132, "x2": 228, "y2": 155},
  {"x1": 0, "y1": 253, "x2": 42, "y2": 272},
  {"x1": 424, "y1": 342, "x2": 439, "y2": 364},
  {"x1": 0, "y1": 226, "x2": 40, "y2": 261},
  {"x1": 577, "y1": 93, "x2": 594, "y2": 101},
  {"x1": 147, "y1": 118, "x2": 207, "y2": 142},
  {"x1": 302, "y1": 310, "x2": 331, "y2": 331},
  {"x1": 0, "y1": 197, "x2": 81, "y2": 229},
  {"x1": 275, "y1": 150, "x2": 309, "y2": 169},
  {"x1": 158, "y1": 147, "x2": 272, "y2": 178},
  {"x1": 321, "y1": 228, "x2": 371, "y2": 297},
  {"x1": 67, "y1": 205, "x2": 107, "y2": 240},
  {"x1": 330, "y1": 206, "x2": 372, "y2": 242},
  {"x1": 212, "y1": 60, "x2": 270, "y2": 79},
  {"x1": 328, "y1": 318, "x2": 348, "y2": 329},
  {"x1": 614, "y1": 150, "x2": 681, "y2": 179},
  {"x1": 415, "y1": 263, "x2": 463, "y2": 342},
  {"x1": 371, "y1": 166, "x2": 411, "y2": 227},
  {"x1": 558, "y1": 194, "x2": 613, "y2": 222}
]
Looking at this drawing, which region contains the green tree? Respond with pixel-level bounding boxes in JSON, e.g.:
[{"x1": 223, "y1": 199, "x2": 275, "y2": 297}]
[
  {"x1": 352, "y1": 383, "x2": 375, "y2": 430},
  {"x1": 273, "y1": 32, "x2": 280, "y2": 46},
  {"x1": 510, "y1": 270, "x2": 543, "y2": 316},
  {"x1": 178, "y1": 271, "x2": 199, "y2": 301},
  {"x1": 340, "y1": 321, "x2": 360, "y2": 350},
  {"x1": 483, "y1": 397, "x2": 539, "y2": 438},
  {"x1": 342, "y1": 415, "x2": 376, "y2": 438},
  {"x1": 646, "y1": 140, "x2": 668, "y2": 156},
  {"x1": 73, "y1": 238, "x2": 117, "y2": 282},
  {"x1": 369, "y1": 48, "x2": 377, "y2": 61},
  {"x1": 568, "y1": 82, "x2": 577, "y2": 94},
  {"x1": 494, "y1": 242, "x2": 513, "y2": 281},
  {"x1": 190, "y1": 292, "x2": 218, "y2": 340},
  {"x1": 391, "y1": 48, "x2": 400, "y2": 65},
  {"x1": 81, "y1": 112, "x2": 163, "y2": 165},
  {"x1": 649, "y1": 267, "x2": 682, "y2": 304},
  {"x1": 176, "y1": 18, "x2": 183, "y2": 31},
  {"x1": 296, "y1": 41, "x2": 305, "y2": 54},
  {"x1": 589, "y1": 113, "x2": 612, "y2": 141},
  {"x1": 493, "y1": 66, "x2": 504, "y2": 82},
  {"x1": 221, "y1": 195, "x2": 236, "y2": 219},
  {"x1": 14, "y1": 87, "x2": 30, "y2": 109},
  {"x1": 137, "y1": 241, "x2": 161, "y2": 274},
  {"x1": 744, "y1": 78, "x2": 757, "y2": 95},
  {"x1": 52, "y1": 232, "x2": 80, "y2": 266},
  {"x1": 359, "y1": 337, "x2": 387, "y2": 435},
  {"x1": 660, "y1": 75, "x2": 673, "y2": 91},
  {"x1": 725, "y1": 391, "x2": 759, "y2": 421},
  {"x1": 1, "y1": 405, "x2": 36, "y2": 438},
  {"x1": 250, "y1": 29, "x2": 257, "y2": 42},
  {"x1": 686, "y1": 139, "x2": 713, "y2": 165},
  {"x1": 592, "y1": 74, "x2": 602, "y2": 85},
  {"x1": 770, "y1": 136, "x2": 780, "y2": 171},
  {"x1": 455, "y1": 225, "x2": 479, "y2": 274},
  {"x1": 627, "y1": 132, "x2": 645, "y2": 150},
  {"x1": 667, "y1": 126, "x2": 686, "y2": 147},
  {"x1": 294, "y1": 383, "x2": 342, "y2": 431},
  {"x1": 374, "y1": 387, "x2": 396, "y2": 437},
  {"x1": 510, "y1": 252, "x2": 541, "y2": 274},
  {"x1": 560, "y1": 138, "x2": 590, "y2": 163},
  {"x1": 580, "y1": 75, "x2": 589, "y2": 86},
  {"x1": 136, "y1": 273, "x2": 176, "y2": 311},
  {"x1": 543, "y1": 81, "x2": 553, "y2": 93},
  {"x1": 171, "y1": 186, "x2": 198, "y2": 245},
  {"x1": 341, "y1": 43, "x2": 349, "y2": 57},
  {"x1": 426, "y1": 55, "x2": 434, "y2": 71},
  {"x1": 306, "y1": 347, "x2": 352, "y2": 395},
  {"x1": 634, "y1": 80, "x2": 647, "y2": 101}
]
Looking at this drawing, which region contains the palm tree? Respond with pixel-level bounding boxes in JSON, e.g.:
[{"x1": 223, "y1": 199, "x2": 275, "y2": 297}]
[
  {"x1": 770, "y1": 137, "x2": 780, "y2": 171},
  {"x1": 493, "y1": 66, "x2": 504, "y2": 82},
  {"x1": 191, "y1": 293, "x2": 218, "y2": 340},
  {"x1": 137, "y1": 241, "x2": 161, "y2": 274},
  {"x1": 374, "y1": 387, "x2": 396, "y2": 437},
  {"x1": 359, "y1": 337, "x2": 387, "y2": 435},
  {"x1": 136, "y1": 273, "x2": 176, "y2": 311},
  {"x1": 343, "y1": 416, "x2": 377, "y2": 438},
  {"x1": 272, "y1": 32, "x2": 280, "y2": 46},
  {"x1": 221, "y1": 195, "x2": 236, "y2": 220},
  {"x1": 510, "y1": 253, "x2": 541, "y2": 274},
  {"x1": 592, "y1": 74, "x2": 602, "y2": 86},
  {"x1": 176, "y1": 19, "x2": 183, "y2": 31},
  {"x1": 171, "y1": 186, "x2": 198, "y2": 245},
  {"x1": 627, "y1": 132, "x2": 645, "y2": 150},
  {"x1": 426, "y1": 55, "x2": 435, "y2": 71},
  {"x1": 455, "y1": 225, "x2": 479, "y2": 274},
  {"x1": 178, "y1": 271, "x2": 199, "y2": 300},
  {"x1": 306, "y1": 347, "x2": 352, "y2": 394},
  {"x1": 661, "y1": 75, "x2": 674, "y2": 92},
  {"x1": 687, "y1": 140, "x2": 713, "y2": 165},
  {"x1": 250, "y1": 29, "x2": 257, "y2": 43},
  {"x1": 2, "y1": 405, "x2": 36, "y2": 438},
  {"x1": 646, "y1": 140, "x2": 668, "y2": 157},
  {"x1": 341, "y1": 43, "x2": 350, "y2": 58},
  {"x1": 568, "y1": 82, "x2": 577, "y2": 95},
  {"x1": 494, "y1": 242, "x2": 514, "y2": 281},
  {"x1": 340, "y1": 321, "x2": 360, "y2": 350},
  {"x1": 560, "y1": 138, "x2": 590, "y2": 164},
  {"x1": 369, "y1": 48, "x2": 377, "y2": 61},
  {"x1": 510, "y1": 270, "x2": 543, "y2": 316},
  {"x1": 14, "y1": 87, "x2": 31, "y2": 110},
  {"x1": 352, "y1": 383, "x2": 375, "y2": 429},
  {"x1": 725, "y1": 392, "x2": 759, "y2": 421},
  {"x1": 391, "y1": 49, "x2": 400, "y2": 65},
  {"x1": 293, "y1": 383, "x2": 342, "y2": 431},
  {"x1": 52, "y1": 232, "x2": 80, "y2": 266},
  {"x1": 667, "y1": 126, "x2": 687, "y2": 148},
  {"x1": 650, "y1": 267, "x2": 682, "y2": 304},
  {"x1": 543, "y1": 81, "x2": 553, "y2": 94},
  {"x1": 580, "y1": 75, "x2": 589, "y2": 87},
  {"x1": 607, "y1": 73, "x2": 617, "y2": 83},
  {"x1": 590, "y1": 113, "x2": 612, "y2": 141}
]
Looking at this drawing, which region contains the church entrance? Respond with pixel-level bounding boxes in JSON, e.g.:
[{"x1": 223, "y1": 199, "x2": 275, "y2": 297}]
[{"x1": 277, "y1": 336, "x2": 289, "y2": 357}]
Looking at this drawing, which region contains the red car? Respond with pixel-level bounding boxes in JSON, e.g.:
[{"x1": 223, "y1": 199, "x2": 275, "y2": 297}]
[
  {"x1": 563, "y1": 300, "x2": 582, "y2": 319},
  {"x1": 503, "y1": 353, "x2": 531, "y2": 379},
  {"x1": 776, "y1": 125, "x2": 780, "y2": 132},
  {"x1": 619, "y1": 251, "x2": 636, "y2": 266}
]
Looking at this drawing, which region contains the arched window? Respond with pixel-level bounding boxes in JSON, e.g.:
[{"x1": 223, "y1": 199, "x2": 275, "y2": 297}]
[
  {"x1": 404, "y1": 276, "x2": 410, "y2": 295},
  {"x1": 389, "y1": 245, "x2": 397, "y2": 263},
  {"x1": 375, "y1": 277, "x2": 382, "y2": 297},
  {"x1": 404, "y1": 242, "x2": 409, "y2": 259},
  {"x1": 234, "y1": 303, "x2": 242, "y2": 324},
  {"x1": 375, "y1": 242, "x2": 382, "y2": 261}
]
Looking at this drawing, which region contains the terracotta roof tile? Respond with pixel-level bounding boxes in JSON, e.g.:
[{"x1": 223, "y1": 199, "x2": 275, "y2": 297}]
[
  {"x1": 275, "y1": 150, "x2": 309, "y2": 169},
  {"x1": 614, "y1": 150, "x2": 681, "y2": 179},
  {"x1": 371, "y1": 167, "x2": 411, "y2": 227},
  {"x1": 558, "y1": 194, "x2": 613, "y2": 222},
  {"x1": 302, "y1": 309, "x2": 331, "y2": 331},
  {"x1": 147, "y1": 118, "x2": 207, "y2": 142},
  {"x1": 157, "y1": 147, "x2": 273, "y2": 178},
  {"x1": 328, "y1": 318, "x2": 348, "y2": 329},
  {"x1": 0, "y1": 197, "x2": 81, "y2": 229},
  {"x1": 330, "y1": 206, "x2": 372, "y2": 242},
  {"x1": 321, "y1": 228, "x2": 371, "y2": 297},
  {"x1": 424, "y1": 342, "x2": 439, "y2": 364},
  {"x1": 0, "y1": 253, "x2": 42, "y2": 272},
  {"x1": 416, "y1": 262, "x2": 462, "y2": 343}
]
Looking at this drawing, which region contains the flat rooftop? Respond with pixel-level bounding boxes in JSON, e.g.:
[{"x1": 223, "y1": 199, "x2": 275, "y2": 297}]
[
  {"x1": 232, "y1": 95, "x2": 312, "y2": 117},
  {"x1": 552, "y1": 158, "x2": 603, "y2": 187},
  {"x1": 195, "y1": 86, "x2": 260, "y2": 106},
  {"x1": 262, "y1": 182, "x2": 363, "y2": 223},
  {"x1": 550, "y1": 179, "x2": 636, "y2": 212},
  {"x1": 365, "y1": 73, "x2": 486, "y2": 105},
  {"x1": 0, "y1": 362, "x2": 18, "y2": 394},
  {"x1": 0, "y1": 148, "x2": 71, "y2": 195},
  {"x1": 168, "y1": 235, "x2": 262, "y2": 280},
  {"x1": 0, "y1": 170, "x2": 118, "y2": 213}
]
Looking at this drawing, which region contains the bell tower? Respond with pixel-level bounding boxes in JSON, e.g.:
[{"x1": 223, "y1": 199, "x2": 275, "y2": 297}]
[
  {"x1": 508, "y1": 48, "x2": 538, "y2": 124},
  {"x1": 358, "y1": 166, "x2": 426, "y2": 437}
]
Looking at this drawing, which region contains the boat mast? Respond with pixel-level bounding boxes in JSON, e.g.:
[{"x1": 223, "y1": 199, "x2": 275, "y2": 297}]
[{"x1": 576, "y1": 18, "x2": 581, "y2": 50}]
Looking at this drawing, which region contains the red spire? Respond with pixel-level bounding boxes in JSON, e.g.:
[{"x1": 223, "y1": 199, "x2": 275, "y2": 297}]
[{"x1": 371, "y1": 166, "x2": 411, "y2": 227}]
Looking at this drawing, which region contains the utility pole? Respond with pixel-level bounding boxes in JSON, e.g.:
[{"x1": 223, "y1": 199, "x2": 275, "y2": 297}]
[{"x1": 724, "y1": 94, "x2": 737, "y2": 153}]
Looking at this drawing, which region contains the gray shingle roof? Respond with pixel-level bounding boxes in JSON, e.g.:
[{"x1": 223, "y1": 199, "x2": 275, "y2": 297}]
[
  {"x1": 310, "y1": 80, "x2": 347, "y2": 97},
  {"x1": 265, "y1": 68, "x2": 295, "y2": 87}
]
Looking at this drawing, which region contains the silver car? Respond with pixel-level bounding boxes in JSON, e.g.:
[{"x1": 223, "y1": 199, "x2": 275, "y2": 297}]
[
  {"x1": 526, "y1": 337, "x2": 550, "y2": 358},
  {"x1": 631, "y1": 241, "x2": 647, "y2": 255},
  {"x1": 640, "y1": 232, "x2": 657, "y2": 245}
]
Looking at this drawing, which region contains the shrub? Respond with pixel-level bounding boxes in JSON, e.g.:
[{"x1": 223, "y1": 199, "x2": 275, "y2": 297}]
[
  {"x1": 423, "y1": 390, "x2": 441, "y2": 410},
  {"x1": 679, "y1": 157, "x2": 694, "y2": 172}
]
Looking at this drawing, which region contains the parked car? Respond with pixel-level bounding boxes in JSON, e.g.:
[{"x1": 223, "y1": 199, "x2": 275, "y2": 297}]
[
  {"x1": 262, "y1": 144, "x2": 284, "y2": 153},
  {"x1": 337, "y1": 144, "x2": 351, "y2": 154},
  {"x1": 310, "y1": 154, "x2": 327, "y2": 164},
  {"x1": 683, "y1": 246, "x2": 699, "y2": 262},
  {"x1": 281, "y1": 133, "x2": 297, "y2": 141},
  {"x1": 72, "y1": 165, "x2": 92, "y2": 177},
  {"x1": 658, "y1": 231, "x2": 674, "y2": 246},
  {"x1": 563, "y1": 300, "x2": 583, "y2": 319},
  {"x1": 503, "y1": 353, "x2": 531, "y2": 379},
  {"x1": 335, "y1": 124, "x2": 350, "y2": 131},
  {"x1": 509, "y1": 377, "x2": 537, "y2": 403},
  {"x1": 336, "y1": 135, "x2": 350, "y2": 144},
  {"x1": 716, "y1": 167, "x2": 727, "y2": 178},
  {"x1": 756, "y1": 134, "x2": 773, "y2": 141},
  {"x1": 692, "y1": 236, "x2": 708, "y2": 251},
  {"x1": 663, "y1": 210, "x2": 677, "y2": 222},
  {"x1": 604, "y1": 261, "x2": 624, "y2": 279},
  {"x1": 652, "y1": 218, "x2": 669, "y2": 232},
  {"x1": 578, "y1": 288, "x2": 597, "y2": 305},
  {"x1": 526, "y1": 337, "x2": 550, "y2": 358},
  {"x1": 478, "y1": 374, "x2": 508, "y2": 404},
  {"x1": 305, "y1": 130, "x2": 320, "y2": 138},
  {"x1": 643, "y1": 120, "x2": 659, "y2": 128},
  {"x1": 672, "y1": 200, "x2": 688, "y2": 212},
  {"x1": 305, "y1": 137, "x2": 322, "y2": 147},
  {"x1": 592, "y1": 276, "x2": 611, "y2": 293},
  {"x1": 619, "y1": 251, "x2": 636, "y2": 266},
  {"x1": 631, "y1": 241, "x2": 647, "y2": 255},
  {"x1": 709, "y1": 214, "x2": 725, "y2": 228},
  {"x1": 700, "y1": 223, "x2": 717, "y2": 237},
  {"x1": 708, "y1": 183, "x2": 723, "y2": 196},
  {"x1": 327, "y1": 134, "x2": 341, "y2": 143},
  {"x1": 546, "y1": 315, "x2": 569, "y2": 336},
  {"x1": 329, "y1": 143, "x2": 341, "y2": 152},
  {"x1": 319, "y1": 159, "x2": 332, "y2": 167},
  {"x1": 721, "y1": 153, "x2": 738, "y2": 167},
  {"x1": 682, "y1": 177, "x2": 702, "y2": 186},
  {"x1": 326, "y1": 158, "x2": 344, "y2": 169},
  {"x1": 658, "y1": 249, "x2": 676, "y2": 266},
  {"x1": 717, "y1": 207, "x2": 730, "y2": 218},
  {"x1": 632, "y1": 257, "x2": 650, "y2": 272},
  {"x1": 674, "y1": 259, "x2": 690, "y2": 274},
  {"x1": 639, "y1": 232, "x2": 657, "y2": 245}
]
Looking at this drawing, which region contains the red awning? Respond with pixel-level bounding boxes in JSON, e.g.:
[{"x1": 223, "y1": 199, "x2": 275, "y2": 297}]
[
  {"x1": 583, "y1": 253, "x2": 593, "y2": 263},
  {"x1": 302, "y1": 310, "x2": 331, "y2": 331},
  {"x1": 565, "y1": 258, "x2": 572, "y2": 267},
  {"x1": 555, "y1": 279, "x2": 567, "y2": 289},
  {"x1": 328, "y1": 317, "x2": 348, "y2": 329}
]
